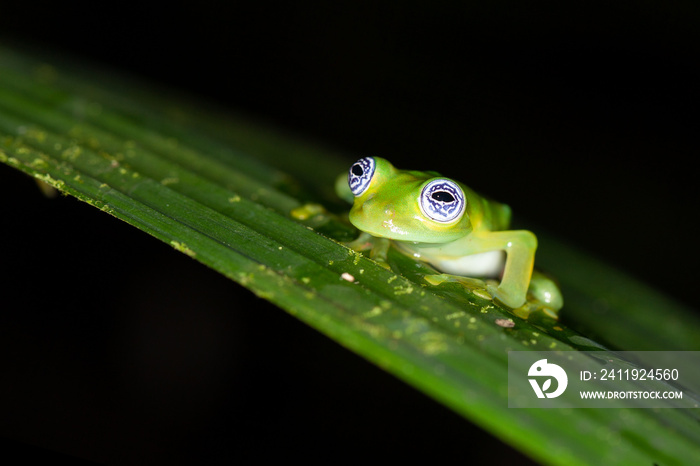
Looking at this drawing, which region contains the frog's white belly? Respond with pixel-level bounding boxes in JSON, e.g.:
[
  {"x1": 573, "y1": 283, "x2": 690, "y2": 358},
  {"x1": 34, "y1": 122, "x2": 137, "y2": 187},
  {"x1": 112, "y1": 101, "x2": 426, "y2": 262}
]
[{"x1": 429, "y1": 251, "x2": 505, "y2": 278}]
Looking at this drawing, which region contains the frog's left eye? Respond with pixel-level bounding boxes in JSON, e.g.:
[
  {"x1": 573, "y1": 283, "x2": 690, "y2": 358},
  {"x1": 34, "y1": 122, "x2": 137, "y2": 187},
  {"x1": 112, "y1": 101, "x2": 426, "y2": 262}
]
[
  {"x1": 419, "y1": 179, "x2": 465, "y2": 223},
  {"x1": 348, "y1": 157, "x2": 375, "y2": 196}
]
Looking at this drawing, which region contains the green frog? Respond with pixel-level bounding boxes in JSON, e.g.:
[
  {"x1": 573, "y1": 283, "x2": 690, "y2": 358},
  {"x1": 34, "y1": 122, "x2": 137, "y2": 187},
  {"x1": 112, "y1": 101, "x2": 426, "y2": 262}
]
[{"x1": 336, "y1": 156, "x2": 562, "y2": 316}]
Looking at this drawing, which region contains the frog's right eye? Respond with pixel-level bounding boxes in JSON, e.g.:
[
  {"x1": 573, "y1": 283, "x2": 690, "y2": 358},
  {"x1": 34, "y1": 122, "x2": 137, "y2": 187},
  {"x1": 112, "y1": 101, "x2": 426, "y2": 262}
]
[{"x1": 348, "y1": 157, "x2": 375, "y2": 196}]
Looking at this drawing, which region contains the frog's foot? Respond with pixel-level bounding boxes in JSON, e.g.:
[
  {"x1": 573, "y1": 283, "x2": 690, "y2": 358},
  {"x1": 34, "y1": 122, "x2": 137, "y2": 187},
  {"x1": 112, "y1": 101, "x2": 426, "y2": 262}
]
[
  {"x1": 343, "y1": 231, "x2": 375, "y2": 252},
  {"x1": 511, "y1": 300, "x2": 560, "y2": 320},
  {"x1": 521, "y1": 270, "x2": 563, "y2": 319},
  {"x1": 486, "y1": 278, "x2": 561, "y2": 321},
  {"x1": 372, "y1": 257, "x2": 392, "y2": 270},
  {"x1": 343, "y1": 233, "x2": 393, "y2": 269},
  {"x1": 424, "y1": 273, "x2": 494, "y2": 300}
]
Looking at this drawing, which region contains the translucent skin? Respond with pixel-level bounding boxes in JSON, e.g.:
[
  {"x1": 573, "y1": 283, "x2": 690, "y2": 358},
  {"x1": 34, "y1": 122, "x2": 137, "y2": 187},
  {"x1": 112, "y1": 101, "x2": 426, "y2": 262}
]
[{"x1": 336, "y1": 157, "x2": 562, "y2": 311}]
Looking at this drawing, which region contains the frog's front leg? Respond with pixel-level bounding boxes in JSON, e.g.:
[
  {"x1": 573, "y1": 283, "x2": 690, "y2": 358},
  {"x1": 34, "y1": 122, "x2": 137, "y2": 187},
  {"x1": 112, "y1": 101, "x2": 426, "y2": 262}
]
[
  {"x1": 469, "y1": 230, "x2": 537, "y2": 309},
  {"x1": 345, "y1": 232, "x2": 392, "y2": 267}
]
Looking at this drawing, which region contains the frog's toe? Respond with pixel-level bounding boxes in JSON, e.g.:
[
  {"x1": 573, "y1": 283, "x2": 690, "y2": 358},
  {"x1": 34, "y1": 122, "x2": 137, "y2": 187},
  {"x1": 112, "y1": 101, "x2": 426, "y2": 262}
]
[
  {"x1": 514, "y1": 301, "x2": 560, "y2": 320},
  {"x1": 541, "y1": 306, "x2": 559, "y2": 319},
  {"x1": 374, "y1": 259, "x2": 392, "y2": 270},
  {"x1": 344, "y1": 236, "x2": 373, "y2": 252}
]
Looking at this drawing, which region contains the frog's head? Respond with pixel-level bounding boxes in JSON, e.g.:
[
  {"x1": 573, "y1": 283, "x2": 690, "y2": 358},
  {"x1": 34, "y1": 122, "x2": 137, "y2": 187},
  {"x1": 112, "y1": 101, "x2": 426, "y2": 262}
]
[{"x1": 345, "y1": 157, "x2": 472, "y2": 243}]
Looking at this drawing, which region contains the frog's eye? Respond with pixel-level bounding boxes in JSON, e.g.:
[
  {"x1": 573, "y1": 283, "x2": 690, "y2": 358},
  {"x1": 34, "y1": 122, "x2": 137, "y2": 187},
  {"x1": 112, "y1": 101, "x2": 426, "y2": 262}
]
[
  {"x1": 348, "y1": 157, "x2": 376, "y2": 196},
  {"x1": 419, "y1": 179, "x2": 465, "y2": 223}
]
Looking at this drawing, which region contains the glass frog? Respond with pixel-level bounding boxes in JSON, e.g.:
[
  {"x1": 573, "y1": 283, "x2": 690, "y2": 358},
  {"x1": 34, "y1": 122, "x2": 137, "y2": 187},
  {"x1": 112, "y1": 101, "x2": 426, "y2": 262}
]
[{"x1": 335, "y1": 156, "x2": 563, "y2": 317}]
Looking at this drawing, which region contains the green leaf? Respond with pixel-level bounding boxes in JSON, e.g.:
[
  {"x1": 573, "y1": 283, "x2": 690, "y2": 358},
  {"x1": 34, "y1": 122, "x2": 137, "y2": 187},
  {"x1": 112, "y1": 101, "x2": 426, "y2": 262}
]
[{"x1": 2, "y1": 45, "x2": 700, "y2": 465}]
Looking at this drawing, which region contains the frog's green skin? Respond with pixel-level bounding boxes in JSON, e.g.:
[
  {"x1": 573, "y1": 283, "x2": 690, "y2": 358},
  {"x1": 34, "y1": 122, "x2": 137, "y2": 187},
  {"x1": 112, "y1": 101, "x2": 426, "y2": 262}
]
[{"x1": 336, "y1": 156, "x2": 562, "y2": 314}]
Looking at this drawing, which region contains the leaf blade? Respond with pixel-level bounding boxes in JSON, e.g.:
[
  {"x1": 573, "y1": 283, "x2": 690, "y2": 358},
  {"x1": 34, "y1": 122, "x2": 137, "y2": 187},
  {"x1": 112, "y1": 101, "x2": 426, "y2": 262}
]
[{"x1": 2, "y1": 45, "x2": 700, "y2": 466}]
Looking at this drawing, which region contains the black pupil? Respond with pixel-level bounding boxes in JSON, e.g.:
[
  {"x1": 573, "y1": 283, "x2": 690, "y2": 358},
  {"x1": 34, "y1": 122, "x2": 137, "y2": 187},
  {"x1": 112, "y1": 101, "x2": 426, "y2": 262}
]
[
  {"x1": 352, "y1": 165, "x2": 364, "y2": 176},
  {"x1": 432, "y1": 191, "x2": 455, "y2": 203}
]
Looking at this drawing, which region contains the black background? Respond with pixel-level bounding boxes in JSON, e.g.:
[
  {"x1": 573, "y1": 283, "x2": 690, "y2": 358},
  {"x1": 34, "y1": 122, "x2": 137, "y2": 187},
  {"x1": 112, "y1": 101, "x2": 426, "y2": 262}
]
[{"x1": 2, "y1": 1, "x2": 699, "y2": 464}]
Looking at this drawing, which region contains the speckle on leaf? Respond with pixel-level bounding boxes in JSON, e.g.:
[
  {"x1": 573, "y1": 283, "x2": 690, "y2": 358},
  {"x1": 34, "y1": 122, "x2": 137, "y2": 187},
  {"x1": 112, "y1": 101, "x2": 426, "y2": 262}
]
[{"x1": 495, "y1": 318, "x2": 515, "y2": 328}]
